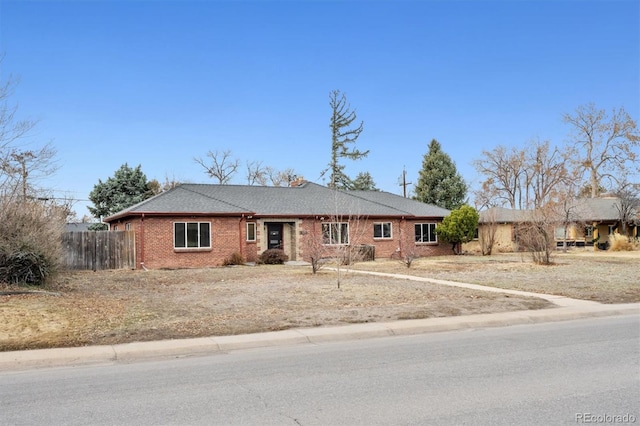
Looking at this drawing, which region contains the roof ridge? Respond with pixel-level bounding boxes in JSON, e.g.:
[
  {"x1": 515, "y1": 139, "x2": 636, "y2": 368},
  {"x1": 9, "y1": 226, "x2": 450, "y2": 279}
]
[
  {"x1": 180, "y1": 185, "x2": 253, "y2": 213},
  {"x1": 344, "y1": 189, "x2": 425, "y2": 216}
]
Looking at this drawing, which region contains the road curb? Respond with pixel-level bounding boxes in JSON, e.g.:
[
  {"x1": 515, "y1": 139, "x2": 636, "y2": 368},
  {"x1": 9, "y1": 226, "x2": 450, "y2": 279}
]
[{"x1": 1, "y1": 305, "x2": 637, "y2": 371}]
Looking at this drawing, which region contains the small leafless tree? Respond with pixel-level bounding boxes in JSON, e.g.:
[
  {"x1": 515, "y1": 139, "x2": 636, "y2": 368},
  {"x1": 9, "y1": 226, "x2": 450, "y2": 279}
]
[
  {"x1": 613, "y1": 180, "x2": 640, "y2": 239},
  {"x1": 300, "y1": 223, "x2": 330, "y2": 274},
  {"x1": 194, "y1": 150, "x2": 239, "y2": 184},
  {"x1": 300, "y1": 189, "x2": 369, "y2": 288},
  {"x1": 478, "y1": 208, "x2": 499, "y2": 256},
  {"x1": 395, "y1": 223, "x2": 420, "y2": 268},
  {"x1": 516, "y1": 205, "x2": 560, "y2": 265}
]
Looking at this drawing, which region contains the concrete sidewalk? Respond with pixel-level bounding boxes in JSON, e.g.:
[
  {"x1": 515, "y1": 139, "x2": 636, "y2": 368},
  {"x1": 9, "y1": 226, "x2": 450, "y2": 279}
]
[{"x1": 1, "y1": 270, "x2": 639, "y2": 372}]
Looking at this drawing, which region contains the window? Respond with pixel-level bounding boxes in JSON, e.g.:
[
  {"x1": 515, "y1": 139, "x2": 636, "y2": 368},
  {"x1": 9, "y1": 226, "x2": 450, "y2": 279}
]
[
  {"x1": 584, "y1": 226, "x2": 593, "y2": 238},
  {"x1": 554, "y1": 226, "x2": 567, "y2": 239},
  {"x1": 174, "y1": 222, "x2": 211, "y2": 248},
  {"x1": 415, "y1": 223, "x2": 437, "y2": 243},
  {"x1": 322, "y1": 222, "x2": 349, "y2": 245},
  {"x1": 373, "y1": 222, "x2": 392, "y2": 239},
  {"x1": 246, "y1": 222, "x2": 256, "y2": 242},
  {"x1": 608, "y1": 225, "x2": 616, "y2": 235},
  {"x1": 125, "y1": 223, "x2": 131, "y2": 231}
]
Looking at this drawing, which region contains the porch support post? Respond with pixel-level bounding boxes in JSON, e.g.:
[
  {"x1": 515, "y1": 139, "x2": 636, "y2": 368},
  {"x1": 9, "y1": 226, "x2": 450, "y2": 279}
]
[{"x1": 593, "y1": 221, "x2": 598, "y2": 251}]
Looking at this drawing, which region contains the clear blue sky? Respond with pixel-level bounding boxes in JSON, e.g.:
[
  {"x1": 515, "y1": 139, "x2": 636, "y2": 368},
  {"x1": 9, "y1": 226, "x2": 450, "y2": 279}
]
[{"x1": 1, "y1": 0, "x2": 638, "y2": 218}]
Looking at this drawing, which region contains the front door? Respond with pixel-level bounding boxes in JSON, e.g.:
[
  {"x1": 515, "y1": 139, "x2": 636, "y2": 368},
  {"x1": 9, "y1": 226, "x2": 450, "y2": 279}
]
[{"x1": 267, "y1": 223, "x2": 283, "y2": 250}]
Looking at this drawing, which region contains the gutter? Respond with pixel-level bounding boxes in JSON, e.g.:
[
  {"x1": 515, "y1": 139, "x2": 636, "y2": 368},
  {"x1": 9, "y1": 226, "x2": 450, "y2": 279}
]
[{"x1": 140, "y1": 213, "x2": 146, "y2": 270}]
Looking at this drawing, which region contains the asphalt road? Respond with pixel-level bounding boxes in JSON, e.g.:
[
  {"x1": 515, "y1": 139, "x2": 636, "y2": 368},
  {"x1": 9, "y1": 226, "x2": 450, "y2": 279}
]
[{"x1": 1, "y1": 315, "x2": 638, "y2": 425}]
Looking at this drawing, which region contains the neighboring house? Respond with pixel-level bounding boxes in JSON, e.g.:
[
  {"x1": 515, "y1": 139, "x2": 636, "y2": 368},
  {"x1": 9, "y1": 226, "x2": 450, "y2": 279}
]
[
  {"x1": 464, "y1": 197, "x2": 639, "y2": 253},
  {"x1": 64, "y1": 222, "x2": 94, "y2": 232},
  {"x1": 555, "y1": 196, "x2": 638, "y2": 249},
  {"x1": 464, "y1": 207, "x2": 531, "y2": 253},
  {"x1": 104, "y1": 181, "x2": 451, "y2": 269}
]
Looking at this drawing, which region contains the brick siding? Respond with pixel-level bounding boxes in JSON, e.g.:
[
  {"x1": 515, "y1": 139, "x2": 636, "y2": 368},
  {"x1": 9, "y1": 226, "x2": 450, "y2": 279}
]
[{"x1": 109, "y1": 214, "x2": 449, "y2": 269}]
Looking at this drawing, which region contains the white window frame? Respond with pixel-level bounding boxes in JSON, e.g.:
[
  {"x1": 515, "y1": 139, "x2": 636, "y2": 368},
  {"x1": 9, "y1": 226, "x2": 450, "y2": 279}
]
[
  {"x1": 415, "y1": 222, "x2": 437, "y2": 243},
  {"x1": 174, "y1": 221, "x2": 211, "y2": 249},
  {"x1": 373, "y1": 222, "x2": 392, "y2": 239},
  {"x1": 322, "y1": 222, "x2": 350, "y2": 245},
  {"x1": 246, "y1": 222, "x2": 256, "y2": 242},
  {"x1": 584, "y1": 226, "x2": 593, "y2": 238}
]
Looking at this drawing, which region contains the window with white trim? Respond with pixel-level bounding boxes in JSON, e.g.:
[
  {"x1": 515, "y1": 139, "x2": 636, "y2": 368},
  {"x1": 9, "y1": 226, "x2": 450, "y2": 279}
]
[
  {"x1": 584, "y1": 226, "x2": 593, "y2": 238},
  {"x1": 373, "y1": 222, "x2": 392, "y2": 239},
  {"x1": 415, "y1": 223, "x2": 437, "y2": 243},
  {"x1": 246, "y1": 222, "x2": 256, "y2": 242},
  {"x1": 322, "y1": 222, "x2": 349, "y2": 245},
  {"x1": 174, "y1": 222, "x2": 211, "y2": 248}
]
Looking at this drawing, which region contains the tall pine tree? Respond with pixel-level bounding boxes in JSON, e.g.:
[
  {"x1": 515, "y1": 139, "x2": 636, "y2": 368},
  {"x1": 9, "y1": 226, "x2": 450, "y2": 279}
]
[
  {"x1": 325, "y1": 90, "x2": 368, "y2": 189},
  {"x1": 351, "y1": 171, "x2": 378, "y2": 191},
  {"x1": 89, "y1": 163, "x2": 152, "y2": 219},
  {"x1": 414, "y1": 139, "x2": 467, "y2": 210}
]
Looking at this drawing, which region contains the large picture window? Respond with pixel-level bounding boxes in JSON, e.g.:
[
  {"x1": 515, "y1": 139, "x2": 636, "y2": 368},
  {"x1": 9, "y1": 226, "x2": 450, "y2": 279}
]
[
  {"x1": 174, "y1": 222, "x2": 211, "y2": 248},
  {"x1": 414, "y1": 223, "x2": 437, "y2": 243},
  {"x1": 322, "y1": 222, "x2": 349, "y2": 245},
  {"x1": 373, "y1": 222, "x2": 392, "y2": 239}
]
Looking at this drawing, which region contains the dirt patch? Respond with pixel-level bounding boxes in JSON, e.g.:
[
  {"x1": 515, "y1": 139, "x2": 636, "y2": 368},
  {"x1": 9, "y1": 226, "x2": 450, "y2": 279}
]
[{"x1": 1, "y1": 250, "x2": 636, "y2": 351}]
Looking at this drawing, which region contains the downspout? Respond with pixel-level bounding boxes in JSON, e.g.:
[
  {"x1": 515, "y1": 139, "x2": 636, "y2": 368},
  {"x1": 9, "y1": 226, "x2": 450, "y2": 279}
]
[
  {"x1": 140, "y1": 214, "x2": 147, "y2": 270},
  {"x1": 239, "y1": 215, "x2": 244, "y2": 258}
]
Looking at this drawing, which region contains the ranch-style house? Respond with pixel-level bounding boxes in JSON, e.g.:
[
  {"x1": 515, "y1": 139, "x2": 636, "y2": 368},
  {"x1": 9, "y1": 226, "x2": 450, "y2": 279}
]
[{"x1": 104, "y1": 181, "x2": 452, "y2": 269}]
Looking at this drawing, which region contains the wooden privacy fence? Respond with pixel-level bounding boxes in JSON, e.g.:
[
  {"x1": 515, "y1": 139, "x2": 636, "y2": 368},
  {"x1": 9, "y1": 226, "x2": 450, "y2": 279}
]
[{"x1": 62, "y1": 231, "x2": 136, "y2": 270}]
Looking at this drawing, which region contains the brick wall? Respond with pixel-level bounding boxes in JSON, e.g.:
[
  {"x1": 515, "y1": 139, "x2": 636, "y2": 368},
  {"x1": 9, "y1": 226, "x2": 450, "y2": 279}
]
[{"x1": 109, "y1": 214, "x2": 450, "y2": 269}]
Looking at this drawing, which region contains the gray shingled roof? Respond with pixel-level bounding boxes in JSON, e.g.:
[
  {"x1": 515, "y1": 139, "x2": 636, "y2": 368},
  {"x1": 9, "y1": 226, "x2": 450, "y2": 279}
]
[
  {"x1": 573, "y1": 197, "x2": 631, "y2": 222},
  {"x1": 479, "y1": 197, "x2": 636, "y2": 224},
  {"x1": 105, "y1": 182, "x2": 451, "y2": 221},
  {"x1": 479, "y1": 206, "x2": 531, "y2": 223}
]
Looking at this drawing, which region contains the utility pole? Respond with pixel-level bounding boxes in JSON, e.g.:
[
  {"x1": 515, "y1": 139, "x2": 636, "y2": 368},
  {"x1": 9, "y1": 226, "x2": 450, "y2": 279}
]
[{"x1": 399, "y1": 167, "x2": 412, "y2": 198}]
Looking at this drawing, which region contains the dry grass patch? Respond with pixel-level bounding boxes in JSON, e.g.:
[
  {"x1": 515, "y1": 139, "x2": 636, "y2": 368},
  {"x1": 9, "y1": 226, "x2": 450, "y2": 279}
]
[
  {"x1": 353, "y1": 251, "x2": 639, "y2": 304},
  {"x1": 1, "y1": 265, "x2": 551, "y2": 351}
]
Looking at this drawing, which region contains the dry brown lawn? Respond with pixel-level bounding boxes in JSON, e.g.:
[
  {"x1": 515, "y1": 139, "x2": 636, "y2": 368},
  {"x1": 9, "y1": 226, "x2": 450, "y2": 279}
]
[
  {"x1": 0, "y1": 250, "x2": 636, "y2": 352},
  {"x1": 353, "y1": 250, "x2": 639, "y2": 304}
]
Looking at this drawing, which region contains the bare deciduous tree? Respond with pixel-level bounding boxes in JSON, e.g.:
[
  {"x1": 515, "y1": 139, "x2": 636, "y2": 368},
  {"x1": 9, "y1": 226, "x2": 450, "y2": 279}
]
[
  {"x1": 515, "y1": 206, "x2": 557, "y2": 265},
  {"x1": 563, "y1": 103, "x2": 640, "y2": 197},
  {"x1": 612, "y1": 180, "x2": 640, "y2": 239},
  {"x1": 245, "y1": 160, "x2": 267, "y2": 186},
  {"x1": 266, "y1": 167, "x2": 299, "y2": 187},
  {"x1": 0, "y1": 65, "x2": 37, "y2": 156},
  {"x1": 194, "y1": 150, "x2": 239, "y2": 184},
  {"x1": 148, "y1": 174, "x2": 182, "y2": 195},
  {"x1": 395, "y1": 222, "x2": 420, "y2": 267},
  {"x1": 300, "y1": 223, "x2": 330, "y2": 274},
  {"x1": 478, "y1": 208, "x2": 499, "y2": 256},
  {"x1": 473, "y1": 145, "x2": 526, "y2": 209},
  {"x1": 1, "y1": 143, "x2": 58, "y2": 198},
  {"x1": 474, "y1": 139, "x2": 575, "y2": 210}
]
